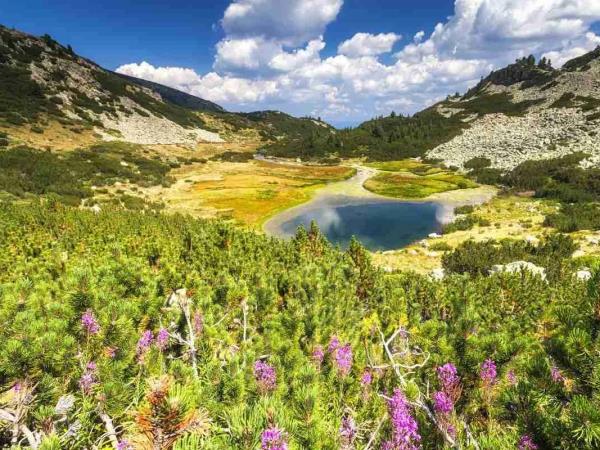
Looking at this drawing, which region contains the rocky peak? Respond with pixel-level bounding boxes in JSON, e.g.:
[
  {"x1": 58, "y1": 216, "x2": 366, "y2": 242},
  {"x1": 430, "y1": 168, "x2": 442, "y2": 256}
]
[{"x1": 466, "y1": 55, "x2": 556, "y2": 97}]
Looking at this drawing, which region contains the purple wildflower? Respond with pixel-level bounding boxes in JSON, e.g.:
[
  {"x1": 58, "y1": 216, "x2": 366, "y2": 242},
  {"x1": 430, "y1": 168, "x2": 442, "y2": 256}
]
[
  {"x1": 507, "y1": 370, "x2": 517, "y2": 386},
  {"x1": 254, "y1": 360, "x2": 277, "y2": 393},
  {"x1": 117, "y1": 440, "x2": 133, "y2": 450},
  {"x1": 261, "y1": 427, "x2": 288, "y2": 450},
  {"x1": 156, "y1": 328, "x2": 169, "y2": 351},
  {"x1": 104, "y1": 346, "x2": 117, "y2": 359},
  {"x1": 433, "y1": 391, "x2": 453, "y2": 415},
  {"x1": 518, "y1": 434, "x2": 539, "y2": 450},
  {"x1": 446, "y1": 424, "x2": 457, "y2": 439},
  {"x1": 340, "y1": 416, "x2": 357, "y2": 448},
  {"x1": 437, "y1": 363, "x2": 459, "y2": 391},
  {"x1": 328, "y1": 336, "x2": 341, "y2": 353},
  {"x1": 137, "y1": 330, "x2": 154, "y2": 355},
  {"x1": 551, "y1": 365, "x2": 564, "y2": 383},
  {"x1": 79, "y1": 372, "x2": 96, "y2": 395},
  {"x1": 12, "y1": 382, "x2": 22, "y2": 393},
  {"x1": 86, "y1": 361, "x2": 97, "y2": 372},
  {"x1": 480, "y1": 359, "x2": 497, "y2": 385},
  {"x1": 361, "y1": 370, "x2": 373, "y2": 386},
  {"x1": 335, "y1": 343, "x2": 353, "y2": 377},
  {"x1": 81, "y1": 309, "x2": 100, "y2": 335},
  {"x1": 193, "y1": 311, "x2": 203, "y2": 335},
  {"x1": 383, "y1": 388, "x2": 421, "y2": 450},
  {"x1": 312, "y1": 345, "x2": 325, "y2": 367}
]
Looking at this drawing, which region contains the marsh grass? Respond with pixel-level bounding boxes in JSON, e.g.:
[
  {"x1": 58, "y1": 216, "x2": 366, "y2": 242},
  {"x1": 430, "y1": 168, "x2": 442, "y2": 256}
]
[{"x1": 363, "y1": 164, "x2": 477, "y2": 199}]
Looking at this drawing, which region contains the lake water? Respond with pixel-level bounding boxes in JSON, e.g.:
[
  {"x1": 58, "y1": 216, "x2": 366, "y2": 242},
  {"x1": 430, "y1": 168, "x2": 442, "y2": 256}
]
[{"x1": 270, "y1": 196, "x2": 444, "y2": 251}]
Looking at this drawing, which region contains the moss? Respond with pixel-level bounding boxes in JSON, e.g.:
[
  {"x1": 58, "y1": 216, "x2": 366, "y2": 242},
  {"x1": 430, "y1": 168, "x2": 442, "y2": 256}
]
[{"x1": 364, "y1": 169, "x2": 477, "y2": 199}]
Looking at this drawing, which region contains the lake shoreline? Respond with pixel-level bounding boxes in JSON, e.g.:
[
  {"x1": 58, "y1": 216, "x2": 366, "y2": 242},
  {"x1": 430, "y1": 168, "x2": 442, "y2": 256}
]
[{"x1": 263, "y1": 164, "x2": 497, "y2": 239}]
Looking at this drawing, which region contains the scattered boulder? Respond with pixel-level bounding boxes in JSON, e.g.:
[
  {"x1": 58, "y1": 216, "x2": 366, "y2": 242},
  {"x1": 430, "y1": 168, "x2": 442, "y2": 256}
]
[
  {"x1": 586, "y1": 236, "x2": 600, "y2": 245},
  {"x1": 490, "y1": 261, "x2": 547, "y2": 280},
  {"x1": 430, "y1": 268, "x2": 446, "y2": 281},
  {"x1": 428, "y1": 233, "x2": 442, "y2": 239},
  {"x1": 575, "y1": 269, "x2": 592, "y2": 281}
]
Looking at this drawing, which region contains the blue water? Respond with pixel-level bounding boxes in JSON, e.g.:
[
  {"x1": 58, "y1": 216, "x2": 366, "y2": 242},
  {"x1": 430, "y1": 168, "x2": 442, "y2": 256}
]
[{"x1": 277, "y1": 199, "x2": 442, "y2": 251}]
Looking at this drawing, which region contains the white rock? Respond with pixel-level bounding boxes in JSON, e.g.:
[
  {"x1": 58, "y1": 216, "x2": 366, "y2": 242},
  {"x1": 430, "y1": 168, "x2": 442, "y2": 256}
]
[
  {"x1": 490, "y1": 261, "x2": 547, "y2": 280},
  {"x1": 575, "y1": 270, "x2": 592, "y2": 281},
  {"x1": 572, "y1": 250, "x2": 586, "y2": 258},
  {"x1": 430, "y1": 268, "x2": 446, "y2": 281},
  {"x1": 428, "y1": 233, "x2": 442, "y2": 239}
]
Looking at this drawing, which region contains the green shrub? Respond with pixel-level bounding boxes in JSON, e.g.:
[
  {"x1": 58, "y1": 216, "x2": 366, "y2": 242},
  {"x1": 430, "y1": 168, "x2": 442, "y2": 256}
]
[
  {"x1": 544, "y1": 203, "x2": 600, "y2": 232},
  {"x1": 442, "y1": 215, "x2": 489, "y2": 233},
  {"x1": 454, "y1": 204, "x2": 475, "y2": 215},
  {"x1": 442, "y1": 234, "x2": 576, "y2": 279},
  {"x1": 429, "y1": 241, "x2": 452, "y2": 252},
  {"x1": 464, "y1": 157, "x2": 491, "y2": 170}
]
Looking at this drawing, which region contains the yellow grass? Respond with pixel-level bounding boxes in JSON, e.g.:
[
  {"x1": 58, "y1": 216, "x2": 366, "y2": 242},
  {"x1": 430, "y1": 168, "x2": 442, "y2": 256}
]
[
  {"x1": 1, "y1": 121, "x2": 98, "y2": 150},
  {"x1": 143, "y1": 160, "x2": 355, "y2": 227}
]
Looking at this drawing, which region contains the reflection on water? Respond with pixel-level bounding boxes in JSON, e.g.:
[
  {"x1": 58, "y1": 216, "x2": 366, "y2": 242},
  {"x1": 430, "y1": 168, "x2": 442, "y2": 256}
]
[{"x1": 278, "y1": 200, "x2": 442, "y2": 251}]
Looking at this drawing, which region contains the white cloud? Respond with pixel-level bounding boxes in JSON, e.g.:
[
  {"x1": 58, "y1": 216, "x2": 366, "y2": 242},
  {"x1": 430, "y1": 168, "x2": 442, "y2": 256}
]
[
  {"x1": 214, "y1": 37, "x2": 281, "y2": 72},
  {"x1": 542, "y1": 32, "x2": 600, "y2": 67},
  {"x1": 338, "y1": 32, "x2": 401, "y2": 57},
  {"x1": 413, "y1": 31, "x2": 425, "y2": 44},
  {"x1": 117, "y1": 0, "x2": 600, "y2": 124},
  {"x1": 222, "y1": 0, "x2": 343, "y2": 46},
  {"x1": 116, "y1": 61, "x2": 200, "y2": 88},
  {"x1": 116, "y1": 62, "x2": 278, "y2": 104},
  {"x1": 398, "y1": 0, "x2": 600, "y2": 62},
  {"x1": 269, "y1": 38, "x2": 325, "y2": 71}
]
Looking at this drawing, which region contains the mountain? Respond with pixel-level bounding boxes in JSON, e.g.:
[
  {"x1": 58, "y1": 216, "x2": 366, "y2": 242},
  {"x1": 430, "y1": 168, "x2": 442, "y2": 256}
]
[
  {"x1": 427, "y1": 52, "x2": 600, "y2": 169},
  {"x1": 266, "y1": 50, "x2": 600, "y2": 169},
  {"x1": 0, "y1": 26, "x2": 331, "y2": 149},
  {"x1": 114, "y1": 72, "x2": 225, "y2": 113}
]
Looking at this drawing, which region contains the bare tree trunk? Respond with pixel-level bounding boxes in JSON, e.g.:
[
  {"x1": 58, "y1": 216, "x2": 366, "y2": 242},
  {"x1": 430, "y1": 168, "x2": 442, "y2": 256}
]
[{"x1": 99, "y1": 412, "x2": 120, "y2": 449}]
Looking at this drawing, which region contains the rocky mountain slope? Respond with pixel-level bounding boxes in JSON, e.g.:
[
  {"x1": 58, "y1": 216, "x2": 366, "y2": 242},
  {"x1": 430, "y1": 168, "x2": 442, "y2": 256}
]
[
  {"x1": 427, "y1": 52, "x2": 600, "y2": 170},
  {"x1": 0, "y1": 26, "x2": 331, "y2": 150}
]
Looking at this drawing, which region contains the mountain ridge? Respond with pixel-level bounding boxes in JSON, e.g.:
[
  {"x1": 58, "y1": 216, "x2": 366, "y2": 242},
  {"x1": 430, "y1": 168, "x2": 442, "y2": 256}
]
[
  {"x1": 0, "y1": 25, "x2": 333, "y2": 150},
  {"x1": 265, "y1": 48, "x2": 600, "y2": 169}
]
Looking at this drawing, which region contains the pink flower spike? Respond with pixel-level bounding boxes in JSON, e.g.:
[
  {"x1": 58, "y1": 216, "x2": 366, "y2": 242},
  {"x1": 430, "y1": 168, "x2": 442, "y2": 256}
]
[
  {"x1": 254, "y1": 360, "x2": 277, "y2": 393},
  {"x1": 81, "y1": 309, "x2": 100, "y2": 335},
  {"x1": 480, "y1": 359, "x2": 497, "y2": 385},
  {"x1": 261, "y1": 426, "x2": 288, "y2": 450},
  {"x1": 156, "y1": 328, "x2": 169, "y2": 351},
  {"x1": 518, "y1": 434, "x2": 539, "y2": 450}
]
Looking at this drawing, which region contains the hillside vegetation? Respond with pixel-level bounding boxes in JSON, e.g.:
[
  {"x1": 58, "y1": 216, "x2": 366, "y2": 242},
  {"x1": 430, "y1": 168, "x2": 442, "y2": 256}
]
[{"x1": 0, "y1": 201, "x2": 599, "y2": 449}]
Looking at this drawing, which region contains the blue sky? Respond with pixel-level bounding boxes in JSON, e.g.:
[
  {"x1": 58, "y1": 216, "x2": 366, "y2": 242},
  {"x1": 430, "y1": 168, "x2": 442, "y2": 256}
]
[
  {"x1": 2, "y1": 1, "x2": 600, "y2": 126},
  {"x1": 1, "y1": 0, "x2": 453, "y2": 71}
]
